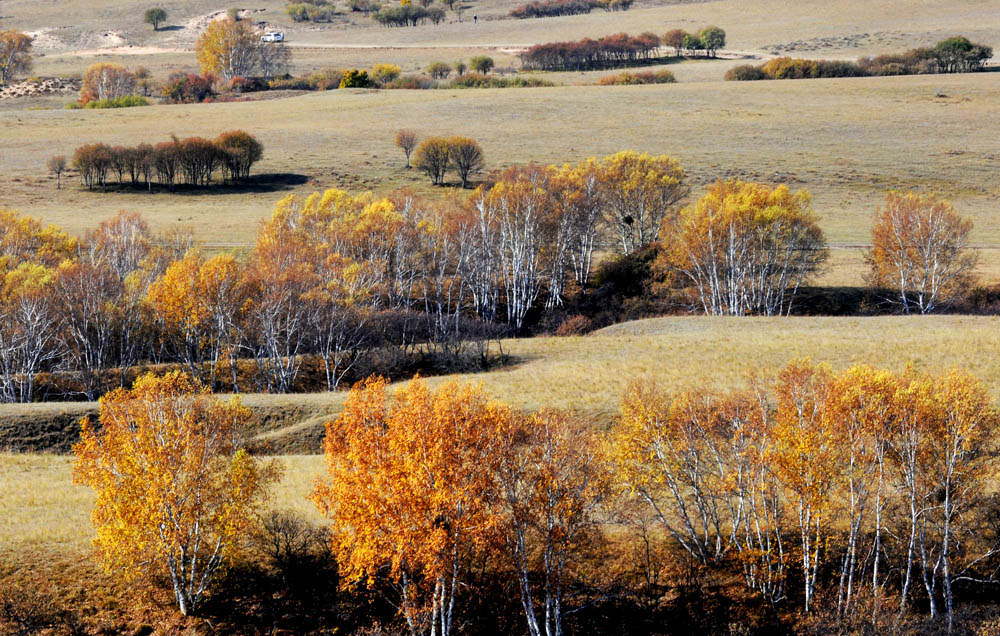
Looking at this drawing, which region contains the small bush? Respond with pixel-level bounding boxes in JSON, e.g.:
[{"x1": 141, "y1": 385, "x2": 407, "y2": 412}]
[
  {"x1": 724, "y1": 64, "x2": 767, "y2": 81},
  {"x1": 510, "y1": 0, "x2": 598, "y2": 19},
  {"x1": 227, "y1": 76, "x2": 267, "y2": 92},
  {"x1": 162, "y1": 72, "x2": 217, "y2": 103},
  {"x1": 448, "y1": 73, "x2": 553, "y2": 88},
  {"x1": 268, "y1": 76, "x2": 313, "y2": 90},
  {"x1": 308, "y1": 68, "x2": 345, "y2": 90},
  {"x1": 68, "y1": 94, "x2": 150, "y2": 109},
  {"x1": 554, "y1": 314, "x2": 593, "y2": 336},
  {"x1": 371, "y1": 63, "x2": 401, "y2": 86},
  {"x1": 339, "y1": 69, "x2": 372, "y2": 88},
  {"x1": 597, "y1": 69, "x2": 675, "y2": 85},
  {"x1": 385, "y1": 74, "x2": 436, "y2": 89}
]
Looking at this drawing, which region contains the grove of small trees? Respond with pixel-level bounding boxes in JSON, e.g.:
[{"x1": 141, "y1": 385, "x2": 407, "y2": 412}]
[
  {"x1": 69, "y1": 359, "x2": 1000, "y2": 633},
  {"x1": 71, "y1": 131, "x2": 264, "y2": 191},
  {"x1": 520, "y1": 32, "x2": 662, "y2": 71}
]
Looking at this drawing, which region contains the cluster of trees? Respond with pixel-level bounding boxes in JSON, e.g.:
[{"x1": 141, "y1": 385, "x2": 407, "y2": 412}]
[
  {"x1": 374, "y1": 4, "x2": 447, "y2": 26},
  {"x1": 410, "y1": 135, "x2": 485, "y2": 187},
  {"x1": 196, "y1": 17, "x2": 290, "y2": 82},
  {"x1": 657, "y1": 180, "x2": 827, "y2": 316},
  {"x1": 519, "y1": 32, "x2": 663, "y2": 71},
  {"x1": 868, "y1": 191, "x2": 977, "y2": 314},
  {"x1": 0, "y1": 29, "x2": 33, "y2": 84},
  {"x1": 509, "y1": 0, "x2": 630, "y2": 19},
  {"x1": 0, "y1": 150, "x2": 690, "y2": 401},
  {"x1": 78, "y1": 62, "x2": 143, "y2": 104},
  {"x1": 662, "y1": 25, "x2": 726, "y2": 57},
  {"x1": 286, "y1": 0, "x2": 336, "y2": 22},
  {"x1": 70, "y1": 131, "x2": 263, "y2": 191},
  {"x1": 71, "y1": 361, "x2": 1000, "y2": 634},
  {"x1": 728, "y1": 37, "x2": 992, "y2": 81}
]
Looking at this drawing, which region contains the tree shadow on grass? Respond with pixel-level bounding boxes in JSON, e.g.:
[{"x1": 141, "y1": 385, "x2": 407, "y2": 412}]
[{"x1": 88, "y1": 173, "x2": 311, "y2": 196}]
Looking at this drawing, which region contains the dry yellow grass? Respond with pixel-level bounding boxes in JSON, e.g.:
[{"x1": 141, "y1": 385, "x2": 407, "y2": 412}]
[{"x1": 2, "y1": 72, "x2": 1000, "y2": 288}]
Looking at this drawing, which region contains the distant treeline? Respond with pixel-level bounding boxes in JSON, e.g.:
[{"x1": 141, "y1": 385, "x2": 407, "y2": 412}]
[
  {"x1": 520, "y1": 32, "x2": 661, "y2": 71},
  {"x1": 510, "y1": 0, "x2": 632, "y2": 19},
  {"x1": 373, "y1": 4, "x2": 446, "y2": 27},
  {"x1": 727, "y1": 36, "x2": 993, "y2": 81},
  {"x1": 72, "y1": 131, "x2": 263, "y2": 191}
]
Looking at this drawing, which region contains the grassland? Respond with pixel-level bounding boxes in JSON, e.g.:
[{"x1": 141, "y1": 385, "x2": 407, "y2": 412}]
[
  {"x1": 2, "y1": 2, "x2": 1000, "y2": 617},
  {"x1": 2, "y1": 73, "x2": 1000, "y2": 284}
]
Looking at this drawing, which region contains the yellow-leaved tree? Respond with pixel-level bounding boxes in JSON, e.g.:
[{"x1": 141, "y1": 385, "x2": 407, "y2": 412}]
[
  {"x1": 312, "y1": 377, "x2": 515, "y2": 636},
  {"x1": 72, "y1": 371, "x2": 279, "y2": 616},
  {"x1": 195, "y1": 17, "x2": 261, "y2": 81}
]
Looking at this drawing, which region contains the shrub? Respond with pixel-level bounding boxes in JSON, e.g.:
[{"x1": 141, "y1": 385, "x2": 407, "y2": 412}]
[
  {"x1": 78, "y1": 94, "x2": 150, "y2": 109},
  {"x1": 597, "y1": 69, "x2": 675, "y2": 85},
  {"x1": 162, "y1": 71, "x2": 216, "y2": 103},
  {"x1": 268, "y1": 76, "x2": 314, "y2": 90},
  {"x1": 374, "y1": 4, "x2": 440, "y2": 26},
  {"x1": 227, "y1": 75, "x2": 267, "y2": 93},
  {"x1": 554, "y1": 314, "x2": 593, "y2": 336},
  {"x1": 371, "y1": 63, "x2": 402, "y2": 86},
  {"x1": 510, "y1": 0, "x2": 598, "y2": 19},
  {"x1": 385, "y1": 74, "x2": 435, "y2": 89},
  {"x1": 426, "y1": 61, "x2": 451, "y2": 79},
  {"x1": 448, "y1": 73, "x2": 553, "y2": 88},
  {"x1": 347, "y1": 0, "x2": 380, "y2": 12},
  {"x1": 339, "y1": 68, "x2": 371, "y2": 88},
  {"x1": 286, "y1": 3, "x2": 311, "y2": 20},
  {"x1": 308, "y1": 68, "x2": 344, "y2": 89},
  {"x1": 724, "y1": 64, "x2": 767, "y2": 81}
]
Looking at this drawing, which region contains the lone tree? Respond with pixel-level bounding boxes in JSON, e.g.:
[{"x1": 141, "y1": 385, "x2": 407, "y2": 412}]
[
  {"x1": 144, "y1": 7, "x2": 168, "y2": 31},
  {"x1": 698, "y1": 26, "x2": 726, "y2": 57},
  {"x1": 196, "y1": 17, "x2": 261, "y2": 81},
  {"x1": 867, "y1": 191, "x2": 977, "y2": 314},
  {"x1": 448, "y1": 136, "x2": 484, "y2": 188},
  {"x1": 394, "y1": 129, "x2": 419, "y2": 167},
  {"x1": 72, "y1": 371, "x2": 279, "y2": 616},
  {"x1": 413, "y1": 136, "x2": 451, "y2": 185},
  {"x1": 0, "y1": 30, "x2": 32, "y2": 84},
  {"x1": 470, "y1": 55, "x2": 494, "y2": 74},
  {"x1": 47, "y1": 156, "x2": 67, "y2": 189}
]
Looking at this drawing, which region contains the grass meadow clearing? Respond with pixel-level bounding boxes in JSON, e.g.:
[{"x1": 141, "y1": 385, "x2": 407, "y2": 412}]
[{"x1": 2, "y1": 72, "x2": 1000, "y2": 285}]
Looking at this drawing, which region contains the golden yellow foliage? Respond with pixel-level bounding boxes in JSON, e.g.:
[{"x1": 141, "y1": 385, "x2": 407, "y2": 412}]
[{"x1": 72, "y1": 371, "x2": 279, "y2": 616}]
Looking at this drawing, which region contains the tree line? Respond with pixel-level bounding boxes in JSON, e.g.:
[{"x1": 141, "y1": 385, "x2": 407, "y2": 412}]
[
  {"x1": 509, "y1": 0, "x2": 632, "y2": 19},
  {"x1": 5, "y1": 155, "x2": 981, "y2": 403},
  {"x1": 0, "y1": 150, "x2": 686, "y2": 402},
  {"x1": 519, "y1": 32, "x2": 663, "y2": 71},
  {"x1": 69, "y1": 131, "x2": 264, "y2": 191},
  {"x1": 727, "y1": 36, "x2": 993, "y2": 81},
  {"x1": 69, "y1": 360, "x2": 1000, "y2": 633}
]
